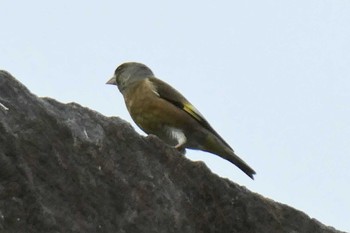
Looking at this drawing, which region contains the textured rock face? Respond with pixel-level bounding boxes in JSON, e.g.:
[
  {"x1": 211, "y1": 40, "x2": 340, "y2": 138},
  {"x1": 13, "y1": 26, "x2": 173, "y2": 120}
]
[{"x1": 0, "y1": 71, "x2": 344, "y2": 233}]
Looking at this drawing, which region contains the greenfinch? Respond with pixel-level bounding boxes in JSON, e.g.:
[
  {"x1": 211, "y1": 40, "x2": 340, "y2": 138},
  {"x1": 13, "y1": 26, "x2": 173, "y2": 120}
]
[{"x1": 107, "y1": 62, "x2": 256, "y2": 179}]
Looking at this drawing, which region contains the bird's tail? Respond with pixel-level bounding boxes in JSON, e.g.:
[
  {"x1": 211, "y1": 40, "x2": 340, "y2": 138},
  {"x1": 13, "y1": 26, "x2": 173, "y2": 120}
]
[
  {"x1": 204, "y1": 135, "x2": 256, "y2": 179},
  {"x1": 222, "y1": 149, "x2": 256, "y2": 179}
]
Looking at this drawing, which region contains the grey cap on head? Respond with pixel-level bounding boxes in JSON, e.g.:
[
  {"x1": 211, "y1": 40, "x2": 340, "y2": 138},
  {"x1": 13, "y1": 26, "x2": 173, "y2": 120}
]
[{"x1": 106, "y1": 62, "x2": 154, "y2": 93}]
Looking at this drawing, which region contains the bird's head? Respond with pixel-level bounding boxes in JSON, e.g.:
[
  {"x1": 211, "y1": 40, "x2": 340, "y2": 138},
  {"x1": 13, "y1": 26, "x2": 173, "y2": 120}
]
[{"x1": 106, "y1": 62, "x2": 154, "y2": 94}]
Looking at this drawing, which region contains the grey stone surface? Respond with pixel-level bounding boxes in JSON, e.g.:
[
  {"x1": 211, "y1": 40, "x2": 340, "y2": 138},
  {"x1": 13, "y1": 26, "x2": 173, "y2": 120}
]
[{"x1": 0, "y1": 70, "x2": 345, "y2": 233}]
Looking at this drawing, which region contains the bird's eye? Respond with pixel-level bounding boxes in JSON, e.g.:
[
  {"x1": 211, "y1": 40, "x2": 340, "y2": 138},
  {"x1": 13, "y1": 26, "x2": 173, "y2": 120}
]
[{"x1": 115, "y1": 66, "x2": 123, "y2": 74}]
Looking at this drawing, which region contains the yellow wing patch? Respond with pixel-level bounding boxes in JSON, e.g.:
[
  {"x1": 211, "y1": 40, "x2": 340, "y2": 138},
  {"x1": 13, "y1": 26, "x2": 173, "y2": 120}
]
[{"x1": 183, "y1": 102, "x2": 205, "y2": 123}]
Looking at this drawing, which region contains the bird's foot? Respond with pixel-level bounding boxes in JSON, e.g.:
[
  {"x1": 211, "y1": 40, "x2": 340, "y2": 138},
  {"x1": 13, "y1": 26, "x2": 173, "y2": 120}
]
[{"x1": 174, "y1": 146, "x2": 186, "y2": 155}]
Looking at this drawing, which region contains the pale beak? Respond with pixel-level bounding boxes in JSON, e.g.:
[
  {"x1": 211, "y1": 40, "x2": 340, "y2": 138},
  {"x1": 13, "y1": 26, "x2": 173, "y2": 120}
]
[{"x1": 106, "y1": 76, "x2": 117, "y2": 85}]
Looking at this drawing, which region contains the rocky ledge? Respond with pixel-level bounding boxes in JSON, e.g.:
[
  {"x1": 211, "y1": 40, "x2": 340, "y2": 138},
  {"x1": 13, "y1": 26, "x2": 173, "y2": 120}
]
[{"x1": 0, "y1": 70, "x2": 344, "y2": 233}]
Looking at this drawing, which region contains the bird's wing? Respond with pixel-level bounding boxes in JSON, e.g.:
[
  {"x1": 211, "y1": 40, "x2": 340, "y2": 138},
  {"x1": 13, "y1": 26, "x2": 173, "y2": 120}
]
[{"x1": 148, "y1": 77, "x2": 232, "y2": 149}]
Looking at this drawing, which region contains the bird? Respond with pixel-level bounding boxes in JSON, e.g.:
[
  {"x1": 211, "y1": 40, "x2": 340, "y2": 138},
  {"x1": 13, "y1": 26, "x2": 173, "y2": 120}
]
[{"x1": 106, "y1": 62, "x2": 256, "y2": 179}]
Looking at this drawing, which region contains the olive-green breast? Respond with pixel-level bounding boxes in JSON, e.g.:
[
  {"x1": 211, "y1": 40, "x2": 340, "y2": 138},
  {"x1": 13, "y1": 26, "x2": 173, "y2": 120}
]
[{"x1": 122, "y1": 78, "x2": 194, "y2": 136}]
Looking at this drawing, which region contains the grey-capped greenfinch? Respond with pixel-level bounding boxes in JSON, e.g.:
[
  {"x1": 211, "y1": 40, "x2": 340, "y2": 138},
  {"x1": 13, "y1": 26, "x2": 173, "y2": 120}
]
[{"x1": 107, "y1": 62, "x2": 256, "y2": 179}]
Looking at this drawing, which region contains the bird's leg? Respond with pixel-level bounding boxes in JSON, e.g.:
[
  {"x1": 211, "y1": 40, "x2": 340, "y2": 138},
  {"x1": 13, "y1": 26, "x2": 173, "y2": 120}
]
[
  {"x1": 174, "y1": 139, "x2": 186, "y2": 149},
  {"x1": 168, "y1": 127, "x2": 187, "y2": 154},
  {"x1": 173, "y1": 131, "x2": 186, "y2": 149},
  {"x1": 174, "y1": 136, "x2": 187, "y2": 155}
]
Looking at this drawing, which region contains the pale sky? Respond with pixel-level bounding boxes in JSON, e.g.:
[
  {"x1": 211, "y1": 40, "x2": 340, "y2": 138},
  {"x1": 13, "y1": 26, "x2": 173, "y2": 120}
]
[{"x1": 1, "y1": 1, "x2": 349, "y2": 231}]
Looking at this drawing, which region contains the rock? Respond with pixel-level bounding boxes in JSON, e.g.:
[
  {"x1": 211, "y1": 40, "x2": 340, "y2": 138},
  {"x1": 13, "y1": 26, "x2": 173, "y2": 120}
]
[{"x1": 0, "y1": 70, "x2": 344, "y2": 233}]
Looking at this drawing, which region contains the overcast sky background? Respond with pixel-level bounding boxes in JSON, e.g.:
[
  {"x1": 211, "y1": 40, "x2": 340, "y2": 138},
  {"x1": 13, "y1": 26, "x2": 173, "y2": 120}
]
[{"x1": 1, "y1": 1, "x2": 349, "y2": 231}]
